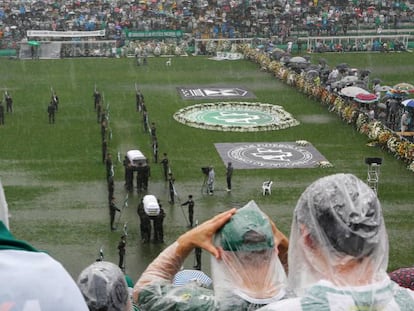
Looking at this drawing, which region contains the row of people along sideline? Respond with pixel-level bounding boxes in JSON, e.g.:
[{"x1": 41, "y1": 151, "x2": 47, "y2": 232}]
[{"x1": 1, "y1": 173, "x2": 414, "y2": 310}]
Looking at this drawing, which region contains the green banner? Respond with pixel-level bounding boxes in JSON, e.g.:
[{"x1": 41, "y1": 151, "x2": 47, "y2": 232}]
[{"x1": 126, "y1": 30, "x2": 183, "y2": 39}]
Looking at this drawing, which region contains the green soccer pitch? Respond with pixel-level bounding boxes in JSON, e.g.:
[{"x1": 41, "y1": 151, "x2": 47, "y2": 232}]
[{"x1": 0, "y1": 52, "x2": 413, "y2": 281}]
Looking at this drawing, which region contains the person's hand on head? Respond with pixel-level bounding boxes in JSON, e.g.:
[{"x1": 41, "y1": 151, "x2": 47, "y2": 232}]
[
  {"x1": 269, "y1": 219, "x2": 289, "y2": 272},
  {"x1": 177, "y1": 208, "x2": 237, "y2": 259}
]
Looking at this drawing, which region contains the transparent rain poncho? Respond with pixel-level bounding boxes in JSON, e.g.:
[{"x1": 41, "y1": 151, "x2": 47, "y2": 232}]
[
  {"x1": 211, "y1": 201, "x2": 287, "y2": 309},
  {"x1": 133, "y1": 201, "x2": 287, "y2": 310},
  {"x1": 77, "y1": 261, "x2": 131, "y2": 311},
  {"x1": 287, "y1": 173, "x2": 389, "y2": 296}
]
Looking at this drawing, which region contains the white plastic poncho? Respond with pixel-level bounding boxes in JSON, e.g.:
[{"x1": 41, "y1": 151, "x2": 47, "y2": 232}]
[
  {"x1": 287, "y1": 173, "x2": 389, "y2": 296},
  {"x1": 211, "y1": 201, "x2": 287, "y2": 309},
  {"x1": 77, "y1": 261, "x2": 131, "y2": 311}
]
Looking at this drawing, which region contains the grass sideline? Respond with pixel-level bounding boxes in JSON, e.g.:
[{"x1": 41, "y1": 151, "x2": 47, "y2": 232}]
[{"x1": 0, "y1": 53, "x2": 413, "y2": 280}]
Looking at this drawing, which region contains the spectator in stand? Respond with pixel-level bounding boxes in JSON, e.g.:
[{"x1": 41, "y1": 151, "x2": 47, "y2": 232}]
[
  {"x1": 77, "y1": 261, "x2": 133, "y2": 311},
  {"x1": 0, "y1": 179, "x2": 89, "y2": 311},
  {"x1": 133, "y1": 201, "x2": 289, "y2": 310},
  {"x1": 258, "y1": 173, "x2": 414, "y2": 311}
]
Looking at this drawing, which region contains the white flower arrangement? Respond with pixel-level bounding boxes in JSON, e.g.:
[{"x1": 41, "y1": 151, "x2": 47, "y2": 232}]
[
  {"x1": 238, "y1": 44, "x2": 414, "y2": 173},
  {"x1": 408, "y1": 161, "x2": 414, "y2": 173},
  {"x1": 316, "y1": 161, "x2": 334, "y2": 168},
  {"x1": 296, "y1": 140, "x2": 309, "y2": 146},
  {"x1": 173, "y1": 102, "x2": 300, "y2": 132}
]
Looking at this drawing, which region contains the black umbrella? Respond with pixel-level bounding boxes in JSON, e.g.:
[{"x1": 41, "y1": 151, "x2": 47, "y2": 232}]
[
  {"x1": 336, "y1": 63, "x2": 349, "y2": 69},
  {"x1": 318, "y1": 58, "x2": 327, "y2": 65},
  {"x1": 372, "y1": 78, "x2": 382, "y2": 84}
]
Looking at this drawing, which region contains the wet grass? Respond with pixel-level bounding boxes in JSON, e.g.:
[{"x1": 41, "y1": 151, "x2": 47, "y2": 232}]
[{"x1": 0, "y1": 53, "x2": 413, "y2": 279}]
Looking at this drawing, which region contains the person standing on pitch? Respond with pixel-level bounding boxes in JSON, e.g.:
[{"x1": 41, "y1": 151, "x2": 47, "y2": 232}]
[
  {"x1": 161, "y1": 153, "x2": 169, "y2": 181},
  {"x1": 181, "y1": 194, "x2": 195, "y2": 228},
  {"x1": 109, "y1": 197, "x2": 121, "y2": 231},
  {"x1": 47, "y1": 100, "x2": 56, "y2": 124},
  {"x1": 207, "y1": 166, "x2": 215, "y2": 195},
  {"x1": 118, "y1": 235, "x2": 126, "y2": 270},
  {"x1": 168, "y1": 173, "x2": 175, "y2": 204},
  {"x1": 226, "y1": 162, "x2": 233, "y2": 192},
  {"x1": 0, "y1": 101, "x2": 4, "y2": 125},
  {"x1": 152, "y1": 138, "x2": 158, "y2": 163},
  {"x1": 5, "y1": 92, "x2": 13, "y2": 113}
]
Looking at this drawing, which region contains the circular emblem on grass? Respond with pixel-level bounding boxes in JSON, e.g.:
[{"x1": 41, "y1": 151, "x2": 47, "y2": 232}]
[
  {"x1": 229, "y1": 143, "x2": 314, "y2": 168},
  {"x1": 173, "y1": 102, "x2": 299, "y2": 132}
]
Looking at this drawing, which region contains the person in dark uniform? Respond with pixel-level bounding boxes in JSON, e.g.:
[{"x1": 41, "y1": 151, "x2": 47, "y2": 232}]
[
  {"x1": 150, "y1": 122, "x2": 156, "y2": 140},
  {"x1": 153, "y1": 206, "x2": 165, "y2": 243},
  {"x1": 194, "y1": 247, "x2": 202, "y2": 270},
  {"x1": 0, "y1": 101, "x2": 4, "y2": 125},
  {"x1": 47, "y1": 101, "x2": 56, "y2": 124},
  {"x1": 137, "y1": 201, "x2": 151, "y2": 243},
  {"x1": 99, "y1": 108, "x2": 107, "y2": 125},
  {"x1": 109, "y1": 197, "x2": 121, "y2": 231},
  {"x1": 117, "y1": 235, "x2": 126, "y2": 270},
  {"x1": 123, "y1": 156, "x2": 133, "y2": 192},
  {"x1": 152, "y1": 138, "x2": 159, "y2": 163},
  {"x1": 142, "y1": 110, "x2": 149, "y2": 133},
  {"x1": 5, "y1": 92, "x2": 12, "y2": 113},
  {"x1": 136, "y1": 162, "x2": 144, "y2": 193},
  {"x1": 141, "y1": 102, "x2": 147, "y2": 113},
  {"x1": 181, "y1": 194, "x2": 195, "y2": 228},
  {"x1": 226, "y1": 162, "x2": 233, "y2": 192},
  {"x1": 161, "y1": 153, "x2": 169, "y2": 181},
  {"x1": 96, "y1": 102, "x2": 102, "y2": 123},
  {"x1": 93, "y1": 90, "x2": 101, "y2": 111},
  {"x1": 142, "y1": 160, "x2": 150, "y2": 191},
  {"x1": 101, "y1": 119, "x2": 108, "y2": 142},
  {"x1": 51, "y1": 92, "x2": 59, "y2": 112},
  {"x1": 168, "y1": 173, "x2": 175, "y2": 204},
  {"x1": 136, "y1": 90, "x2": 144, "y2": 112},
  {"x1": 102, "y1": 139, "x2": 107, "y2": 164},
  {"x1": 105, "y1": 153, "x2": 113, "y2": 180},
  {"x1": 107, "y1": 175, "x2": 115, "y2": 204}
]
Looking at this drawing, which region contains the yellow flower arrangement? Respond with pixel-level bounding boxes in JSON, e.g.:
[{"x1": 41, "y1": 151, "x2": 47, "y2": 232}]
[
  {"x1": 238, "y1": 45, "x2": 414, "y2": 171},
  {"x1": 378, "y1": 131, "x2": 393, "y2": 146}
]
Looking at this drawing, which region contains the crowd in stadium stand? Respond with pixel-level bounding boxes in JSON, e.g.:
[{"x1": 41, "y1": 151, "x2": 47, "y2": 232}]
[{"x1": 0, "y1": 0, "x2": 413, "y2": 50}]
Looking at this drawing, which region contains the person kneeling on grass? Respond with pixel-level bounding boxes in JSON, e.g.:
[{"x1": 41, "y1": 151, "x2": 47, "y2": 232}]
[{"x1": 133, "y1": 200, "x2": 289, "y2": 310}]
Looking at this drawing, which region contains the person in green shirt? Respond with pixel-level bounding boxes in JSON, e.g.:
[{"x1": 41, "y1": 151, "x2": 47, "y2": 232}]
[
  {"x1": 0, "y1": 179, "x2": 89, "y2": 310},
  {"x1": 258, "y1": 173, "x2": 414, "y2": 311},
  {"x1": 133, "y1": 200, "x2": 289, "y2": 310}
]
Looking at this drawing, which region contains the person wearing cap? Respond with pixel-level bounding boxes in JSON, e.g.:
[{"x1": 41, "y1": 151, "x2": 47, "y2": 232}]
[
  {"x1": 133, "y1": 200, "x2": 289, "y2": 310},
  {"x1": 77, "y1": 261, "x2": 133, "y2": 311},
  {"x1": 258, "y1": 173, "x2": 414, "y2": 311},
  {"x1": 0, "y1": 179, "x2": 89, "y2": 311},
  {"x1": 181, "y1": 194, "x2": 195, "y2": 227}
]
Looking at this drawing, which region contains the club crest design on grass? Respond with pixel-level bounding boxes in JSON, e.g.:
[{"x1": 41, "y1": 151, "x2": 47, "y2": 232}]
[
  {"x1": 173, "y1": 102, "x2": 299, "y2": 132},
  {"x1": 215, "y1": 142, "x2": 330, "y2": 169}
]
